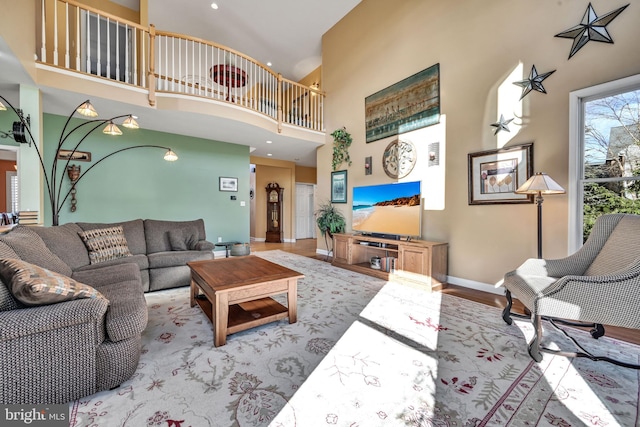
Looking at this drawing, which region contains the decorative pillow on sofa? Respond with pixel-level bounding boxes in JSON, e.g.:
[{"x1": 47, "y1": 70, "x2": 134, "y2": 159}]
[
  {"x1": 78, "y1": 226, "x2": 133, "y2": 265},
  {"x1": 168, "y1": 227, "x2": 199, "y2": 251},
  {"x1": 0, "y1": 258, "x2": 104, "y2": 306}
]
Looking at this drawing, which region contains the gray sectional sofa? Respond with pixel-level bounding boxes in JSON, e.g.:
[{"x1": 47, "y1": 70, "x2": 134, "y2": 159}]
[{"x1": 0, "y1": 218, "x2": 215, "y2": 404}]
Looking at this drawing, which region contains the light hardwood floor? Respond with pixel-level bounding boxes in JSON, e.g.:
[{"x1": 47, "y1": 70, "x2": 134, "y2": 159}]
[{"x1": 251, "y1": 239, "x2": 640, "y2": 346}]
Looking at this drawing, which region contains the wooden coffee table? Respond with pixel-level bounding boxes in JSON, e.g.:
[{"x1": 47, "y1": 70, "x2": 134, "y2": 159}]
[{"x1": 188, "y1": 255, "x2": 304, "y2": 347}]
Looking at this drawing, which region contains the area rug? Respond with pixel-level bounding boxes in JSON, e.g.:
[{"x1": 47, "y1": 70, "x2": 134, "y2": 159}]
[{"x1": 69, "y1": 250, "x2": 640, "y2": 427}]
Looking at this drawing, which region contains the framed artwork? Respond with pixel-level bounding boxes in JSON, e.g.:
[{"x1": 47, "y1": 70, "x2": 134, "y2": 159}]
[
  {"x1": 365, "y1": 63, "x2": 440, "y2": 143},
  {"x1": 56, "y1": 149, "x2": 92, "y2": 162},
  {"x1": 331, "y1": 170, "x2": 347, "y2": 203},
  {"x1": 219, "y1": 177, "x2": 238, "y2": 192},
  {"x1": 468, "y1": 143, "x2": 533, "y2": 205}
]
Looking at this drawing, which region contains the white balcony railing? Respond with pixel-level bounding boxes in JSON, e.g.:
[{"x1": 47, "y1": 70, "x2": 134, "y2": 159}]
[{"x1": 37, "y1": 0, "x2": 325, "y2": 133}]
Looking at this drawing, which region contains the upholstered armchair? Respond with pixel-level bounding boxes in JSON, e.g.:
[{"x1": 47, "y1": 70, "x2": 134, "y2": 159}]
[{"x1": 501, "y1": 213, "x2": 640, "y2": 368}]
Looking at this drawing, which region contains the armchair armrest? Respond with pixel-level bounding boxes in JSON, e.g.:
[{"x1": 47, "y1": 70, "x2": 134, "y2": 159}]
[
  {"x1": 0, "y1": 297, "x2": 108, "y2": 342},
  {"x1": 195, "y1": 240, "x2": 215, "y2": 251},
  {"x1": 506, "y1": 256, "x2": 587, "y2": 280}
]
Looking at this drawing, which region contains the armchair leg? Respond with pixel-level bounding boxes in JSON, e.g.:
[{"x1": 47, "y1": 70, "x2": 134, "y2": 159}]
[
  {"x1": 502, "y1": 290, "x2": 513, "y2": 325},
  {"x1": 528, "y1": 315, "x2": 543, "y2": 362}
]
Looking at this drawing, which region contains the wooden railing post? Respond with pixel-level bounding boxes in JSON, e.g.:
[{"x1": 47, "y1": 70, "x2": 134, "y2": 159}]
[
  {"x1": 277, "y1": 73, "x2": 283, "y2": 133},
  {"x1": 148, "y1": 24, "x2": 156, "y2": 106}
]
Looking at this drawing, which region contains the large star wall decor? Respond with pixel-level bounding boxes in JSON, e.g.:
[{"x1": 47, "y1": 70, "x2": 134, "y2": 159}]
[
  {"x1": 490, "y1": 114, "x2": 514, "y2": 135},
  {"x1": 555, "y1": 3, "x2": 629, "y2": 59},
  {"x1": 513, "y1": 65, "x2": 556, "y2": 100}
]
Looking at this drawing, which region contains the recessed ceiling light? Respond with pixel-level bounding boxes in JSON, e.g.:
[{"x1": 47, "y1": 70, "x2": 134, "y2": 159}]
[
  {"x1": 267, "y1": 153, "x2": 273, "y2": 157},
  {"x1": 211, "y1": 3, "x2": 218, "y2": 9},
  {"x1": 266, "y1": 140, "x2": 272, "y2": 144},
  {"x1": 267, "y1": 62, "x2": 272, "y2": 67}
]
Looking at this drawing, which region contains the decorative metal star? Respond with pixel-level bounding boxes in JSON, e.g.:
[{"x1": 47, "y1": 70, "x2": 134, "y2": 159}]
[
  {"x1": 513, "y1": 65, "x2": 556, "y2": 100},
  {"x1": 555, "y1": 3, "x2": 629, "y2": 59},
  {"x1": 490, "y1": 115, "x2": 514, "y2": 135}
]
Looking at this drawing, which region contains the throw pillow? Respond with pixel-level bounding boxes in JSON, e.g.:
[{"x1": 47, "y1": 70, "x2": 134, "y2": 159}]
[
  {"x1": 78, "y1": 226, "x2": 133, "y2": 265},
  {"x1": 168, "y1": 227, "x2": 199, "y2": 251},
  {"x1": 0, "y1": 258, "x2": 104, "y2": 306}
]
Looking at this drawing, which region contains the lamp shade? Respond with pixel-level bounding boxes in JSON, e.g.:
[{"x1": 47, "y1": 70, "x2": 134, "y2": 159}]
[
  {"x1": 515, "y1": 172, "x2": 565, "y2": 195},
  {"x1": 163, "y1": 149, "x2": 178, "y2": 161},
  {"x1": 122, "y1": 115, "x2": 139, "y2": 129},
  {"x1": 0, "y1": 100, "x2": 6, "y2": 111},
  {"x1": 102, "y1": 121, "x2": 122, "y2": 136},
  {"x1": 76, "y1": 101, "x2": 98, "y2": 117}
]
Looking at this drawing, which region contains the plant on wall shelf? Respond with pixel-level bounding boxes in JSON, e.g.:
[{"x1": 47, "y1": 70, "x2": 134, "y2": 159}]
[
  {"x1": 315, "y1": 200, "x2": 346, "y2": 259},
  {"x1": 331, "y1": 127, "x2": 352, "y2": 171}
]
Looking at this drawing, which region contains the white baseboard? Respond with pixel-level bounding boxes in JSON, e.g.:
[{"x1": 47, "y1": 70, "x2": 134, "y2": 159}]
[
  {"x1": 252, "y1": 237, "x2": 266, "y2": 242},
  {"x1": 316, "y1": 248, "x2": 331, "y2": 256},
  {"x1": 446, "y1": 276, "x2": 505, "y2": 295}
]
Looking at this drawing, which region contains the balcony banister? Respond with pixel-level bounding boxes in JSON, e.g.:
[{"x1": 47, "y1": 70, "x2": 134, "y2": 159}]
[
  {"x1": 148, "y1": 24, "x2": 156, "y2": 106},
  {"x1": 38, "y1": 0, "x2": 325, "y2": 134}
]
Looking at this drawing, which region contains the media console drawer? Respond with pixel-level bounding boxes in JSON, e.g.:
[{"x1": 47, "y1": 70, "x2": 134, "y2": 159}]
[{"x1": 332, "y1": 233, "x2": 448, "y2": 291}]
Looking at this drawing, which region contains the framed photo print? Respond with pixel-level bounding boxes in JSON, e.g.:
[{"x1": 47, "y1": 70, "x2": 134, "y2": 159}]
[
  {"x1": 331, "y1": 170, "x2": 347, "y2": 203},
  {"x1": 219, "y1": 177, "x2": 238, "y2": 192},
  {"x1": 468, "y1": 143, "x2": 533, "y2": 205}
]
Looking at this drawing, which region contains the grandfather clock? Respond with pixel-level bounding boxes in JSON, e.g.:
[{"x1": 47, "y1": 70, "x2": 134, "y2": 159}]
[{"x1": 266, "y1": 183, "x2": 284, "y2": 243}]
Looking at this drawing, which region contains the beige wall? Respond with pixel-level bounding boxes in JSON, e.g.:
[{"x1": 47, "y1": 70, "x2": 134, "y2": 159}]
[
  {"x1": 295, "y1": 165, "x2": 317, "y2": 184},
  {"x1": 251, "y1": 156, "x2": 296, "y2": 241},
  {"x1": 320, "y1": 0, "x2": 640, "y2": 286}
]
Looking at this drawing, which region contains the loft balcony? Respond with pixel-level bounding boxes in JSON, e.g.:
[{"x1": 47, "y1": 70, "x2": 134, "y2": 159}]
[{"x1": 4, "y1": 0, "x2": 325, "y2": 165}]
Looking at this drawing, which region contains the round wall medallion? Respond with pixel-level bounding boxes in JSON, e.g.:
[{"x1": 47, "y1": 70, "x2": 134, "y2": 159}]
[{"x1": 382, "y1": 138, "x2": 417, "y2": 179}]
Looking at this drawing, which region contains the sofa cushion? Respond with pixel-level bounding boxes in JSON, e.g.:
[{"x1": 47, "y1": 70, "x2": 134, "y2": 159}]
[
  {"x1": 168, "y1": 227, "x2": 199, "y2": 251},
  {"x1": 0, "y1": 259, "x2": 104, "y2": 306},
  {"x1": 79, "y1": 226, "x2": 133, "y2": 265},
  {"x1": 144, "y1": 219, "x2": 207, "y2": 254},
  {"x1": 0, "y1": 226, "x2": 72, "y2": 276},
  {"x1": 77, "y1": 219, "x2": 146, "y2": 255},
  {"x1": 74, "y1": 252, "x2": 148, "y2": 271},
  {"x1": 148, "y1": 250, "x2": 214, "y2": 269},
  {"x1": 31, "y1": 223, "x2": 90, "y2": 269}
]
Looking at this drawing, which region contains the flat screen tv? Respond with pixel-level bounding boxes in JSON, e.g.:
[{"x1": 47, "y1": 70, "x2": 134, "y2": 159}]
[{"x1": 352, "y1": 181, "x2": 422, "y2": 238}]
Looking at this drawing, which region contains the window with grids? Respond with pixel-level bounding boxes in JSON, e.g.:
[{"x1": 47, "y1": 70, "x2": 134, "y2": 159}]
[{"x1": 580, "y1": 88, "x2": 640, "y2": 242}]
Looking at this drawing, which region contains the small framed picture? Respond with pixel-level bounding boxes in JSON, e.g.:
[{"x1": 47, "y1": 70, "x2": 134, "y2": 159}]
[
  {"x1": 331, "y1": 170, "x2": 347, "y2": 203},
  {"x1": 468, "y1": 143, "x2": 533, "y2": 205},
  {"x1": 219, "y1": 177, "x2": 238, "y2": 192}
]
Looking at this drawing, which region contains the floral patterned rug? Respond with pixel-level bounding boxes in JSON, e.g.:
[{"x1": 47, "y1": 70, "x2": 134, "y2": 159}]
[{"x1": 69, "y1": 250, "x2": 640, "y2": 427}]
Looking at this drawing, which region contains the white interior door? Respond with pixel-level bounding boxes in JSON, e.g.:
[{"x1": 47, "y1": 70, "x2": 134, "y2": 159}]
[{"x1": 295, "y1": 183, "x2": 316, "y2": 239}]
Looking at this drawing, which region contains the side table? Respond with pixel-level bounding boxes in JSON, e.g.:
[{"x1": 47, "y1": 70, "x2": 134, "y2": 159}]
[{"x1": 215, "y1": 241, "x2": 241, "y2": 258}]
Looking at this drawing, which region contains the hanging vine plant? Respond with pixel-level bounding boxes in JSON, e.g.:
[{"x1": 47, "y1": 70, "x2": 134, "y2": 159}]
[{"x1": 331, "y1": 127, "x2": 353, "y2": 171}]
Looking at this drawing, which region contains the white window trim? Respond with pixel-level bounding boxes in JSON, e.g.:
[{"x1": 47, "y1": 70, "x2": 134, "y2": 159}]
[{"x1": 568, "y1": 73, "x2": 640, "y2": 253}]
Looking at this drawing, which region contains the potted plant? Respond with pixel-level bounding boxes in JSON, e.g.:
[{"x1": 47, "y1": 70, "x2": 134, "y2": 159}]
[
  {"x1": 315, "y1": 201, "x2": 346, "y2": 258},
  {"x1": 331, "y1": 127, "x2": 353, "y2": 171}
]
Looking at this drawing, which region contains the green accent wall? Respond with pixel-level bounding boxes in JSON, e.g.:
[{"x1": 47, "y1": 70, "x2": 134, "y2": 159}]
[{"x1": 41, "y1": 113, "x2": 250, "y2": 242}]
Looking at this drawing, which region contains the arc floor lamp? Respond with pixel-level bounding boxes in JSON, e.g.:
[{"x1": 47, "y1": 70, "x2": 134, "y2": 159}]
[
  {"x1": 515, "y1": 172, "x2": 566, "y2": 258},
  {"x1": 0, "y1": 96, "x2": 178, "y2": 226}
]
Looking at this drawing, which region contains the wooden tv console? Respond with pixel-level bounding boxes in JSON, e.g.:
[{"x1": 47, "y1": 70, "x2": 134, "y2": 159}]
[{"x1": 332, "y1": 233, "x2": 448, "y2": 291}]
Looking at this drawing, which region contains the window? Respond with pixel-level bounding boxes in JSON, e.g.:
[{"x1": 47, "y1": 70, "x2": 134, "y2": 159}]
[
  {"x1": 6, "y1": 171, "x2": 18, "y2": 213},
  {"x1": 569, "y1": 74, "x2": 640, "y2": 251}
]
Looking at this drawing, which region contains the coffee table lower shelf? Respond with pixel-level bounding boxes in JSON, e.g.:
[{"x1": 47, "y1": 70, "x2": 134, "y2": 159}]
[{"x1": 195, "y1": 295, "x2": 289, "y2": 335}]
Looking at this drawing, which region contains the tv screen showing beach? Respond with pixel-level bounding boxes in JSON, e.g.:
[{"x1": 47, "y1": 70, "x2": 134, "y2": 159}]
[{"x1": 352, "y1": 181, "x2": 422, "y2": 237}]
